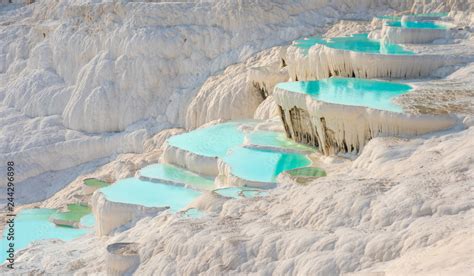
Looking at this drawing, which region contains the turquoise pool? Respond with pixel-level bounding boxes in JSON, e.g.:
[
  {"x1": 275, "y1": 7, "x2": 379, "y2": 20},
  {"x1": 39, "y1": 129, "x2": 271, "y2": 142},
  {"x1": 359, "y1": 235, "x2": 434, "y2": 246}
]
[
  {"x1": 167, "y1": 121, "x2": 256, "y2": 158},
  {"x1": 80, "y1": 213, "x2": 96, "y2": 228},
  {"x1": 214, "y1": 187, "x2": 268, "y2": 199},
  {"x1": 294, "y1": 33, "x2": 414, "y2": 55},
  {"x1": 140, "y1": 164, "x2": 215, "y2": 190},
  {"x1": 100, "y1": 178, "x2": 201, "y2": 211},
  {"x1": 276, "y1": 78, "x2": 412, "y2": 113},
  {"x1": 386, "y1": 21, "x2": 449, "y2": 30},
  {"x1": 246, "y1": 131, "x2": 315, "y2": 152},
  {"x1": 222, "y1": 147, "x2": 311, "y2": 183},
  {"x1": 1, "y1": 208, "x2": 91, "y2": 264}
]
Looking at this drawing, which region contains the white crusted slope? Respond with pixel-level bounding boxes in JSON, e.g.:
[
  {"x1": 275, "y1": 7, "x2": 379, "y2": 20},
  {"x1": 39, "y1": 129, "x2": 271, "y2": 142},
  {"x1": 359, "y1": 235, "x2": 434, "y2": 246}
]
[{"x1": 7, "y1": 126, "x2": 473, "y2": 275}]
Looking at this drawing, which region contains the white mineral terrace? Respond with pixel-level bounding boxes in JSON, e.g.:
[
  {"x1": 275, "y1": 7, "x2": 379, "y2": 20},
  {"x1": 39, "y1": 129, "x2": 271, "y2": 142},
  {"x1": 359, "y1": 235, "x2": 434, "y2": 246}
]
[
  {"x1": 273, "y1": 82, "x2": 458, "y2": 155},
  {"x1": 286, "y1": 44, "x2": 454, "y2": 81},
  {"x1": 371, "y1": 21, "x2": 456, "y2": 44},
  {"x1": 1, "y1": 0, "x2": 473, "y2": 274},
  {"x1": 91, "y1": 191, "x2": 168, "y2": 236},
  {"x1": 161, "y1": 142, "x2": 220, "y2": 177}
]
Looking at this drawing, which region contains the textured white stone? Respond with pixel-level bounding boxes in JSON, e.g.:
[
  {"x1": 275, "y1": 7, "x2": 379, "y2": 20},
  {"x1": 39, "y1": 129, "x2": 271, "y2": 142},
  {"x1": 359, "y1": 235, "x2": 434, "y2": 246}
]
[
  {"x1": 286, "y1": 43, "x2": 454, "y2": 81},
  {"x1": 161, "y1": 142, "x2": 220, "y2": 177},
  {"x1": 106, "y1": 242, "x2": 140, "y2": 276},
  {"x1": 273, "y1": 85, "x2": 458, "y2": 155},
  {"x1": 373, "y1": 22, "x2": 455, "y2": 44},
  {"x1": 91, "y1": 190, "x2": 168, "y2": 236}
]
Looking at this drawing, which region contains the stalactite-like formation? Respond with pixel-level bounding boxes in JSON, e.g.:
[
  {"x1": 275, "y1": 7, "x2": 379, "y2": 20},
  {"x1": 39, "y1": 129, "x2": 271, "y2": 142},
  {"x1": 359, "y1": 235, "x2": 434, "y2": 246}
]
[
  {"x1": 286, "y1": 44, "x2": 455, "y2": 82},
  {"x1": 274, "y1": 86, "x2": 458, "y2": 155}
]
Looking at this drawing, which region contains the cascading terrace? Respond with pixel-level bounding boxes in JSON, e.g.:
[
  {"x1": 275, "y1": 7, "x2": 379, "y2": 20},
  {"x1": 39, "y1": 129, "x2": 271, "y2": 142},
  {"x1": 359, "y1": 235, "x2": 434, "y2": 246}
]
[{"x1": 1, "y1": 9, "x2": 467, "y2": 274}]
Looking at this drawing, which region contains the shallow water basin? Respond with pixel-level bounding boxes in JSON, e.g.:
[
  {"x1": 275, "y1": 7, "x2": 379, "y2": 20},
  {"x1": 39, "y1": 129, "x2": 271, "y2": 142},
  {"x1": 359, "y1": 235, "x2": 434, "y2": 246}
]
[
  {"x1": 222, "y1": 147, "x2": 311, "y2": 183},
  {"x1": 49, "y1": 203, "x2": 91, "y2": 225},
  {"x1": 167, "y1": 121, "x2": 256, "y2": 158},
  {"x1": 386, "y1": 20, "x2": 449, "y2": 30},
  {"x1": 100, "y1": 178, "x2": 201, "y2": 212},
  {"x1": 139, "y1": 163, "x2": 215, "y2": 191},
  {"x1": 276, "y1": 78, "x2": 412, "y2": 113},
  {"x1": 1, "y1": 208, "x2": 91, "y2": 263},
  {"x1": 294, "y1": 33, "x2": 414, "y2": 55}
]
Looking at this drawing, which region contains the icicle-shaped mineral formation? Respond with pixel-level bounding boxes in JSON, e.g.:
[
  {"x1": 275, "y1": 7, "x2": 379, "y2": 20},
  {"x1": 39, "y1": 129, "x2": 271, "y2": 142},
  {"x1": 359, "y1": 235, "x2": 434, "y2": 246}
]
[
  {"x1": 273, "y1": 78, "x2": 457, "y2": 155},
  {"x1": 286, "y1": 34, "x2": 450, "y2": 81}
]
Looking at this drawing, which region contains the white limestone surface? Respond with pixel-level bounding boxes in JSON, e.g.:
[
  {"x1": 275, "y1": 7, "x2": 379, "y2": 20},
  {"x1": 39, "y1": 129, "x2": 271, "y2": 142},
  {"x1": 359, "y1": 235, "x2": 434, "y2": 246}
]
[
  {"x1": 286, "y1": 43, "x2": 454, "y2": 81},
  {"x1": 91, "y1": 190, "x2": 168, "y2": 236},
  {"x1": 376, "y1": 22, "x2": 455, "y2": 44},
  {"x1": 273, "y1": 85, "x2": 458, "y2": 155},
  {"x1": 161, "y1": 142, "x2": 220, "y2": 177},
  {"x1": 5, "y1": 126, "x2": 473, "y2": 275},
  {"x1": 2, "y1": 0, "x2": 399, "y2": 188},
  {"x1": 0, "y1": 0, "x2": 473, "y2": 274}
]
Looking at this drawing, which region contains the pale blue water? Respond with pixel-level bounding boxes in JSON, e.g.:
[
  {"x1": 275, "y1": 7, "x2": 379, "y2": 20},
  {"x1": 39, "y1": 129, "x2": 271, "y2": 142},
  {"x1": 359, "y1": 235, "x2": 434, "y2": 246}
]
[
  {"x1": 386, "y1": 21, "x2": 449, "y2": 29},
  {"x1": 276, "y1": 78, "x2": 412, "y2": 113},
  {"x1": 294, "y1": 33, "x2": 414, "y2": 55},
  {"x1": 0, "y1": 209, "x2": 90, "y2": 264},
  {"x1": 100, "y1": 178, "x2": 201, "y2": 211},
  {"x1": 214, "y1": 187, "x2": 268, "y2": 199},
  {"x1": 140, "y1": 164, "x2": 215, "y2": 190},
  {"x1": 167, "y1": 121, "x2": 256, "y2": 158},
  {"x1": 80, "y1": 213, "x2": 96, "y2": 228},
  {"x1": 246, "y1": 131, "x2": 316, "y2": 152},
  {"x1": 222, "y1": 147, "x2": 311, "y2": 183}
]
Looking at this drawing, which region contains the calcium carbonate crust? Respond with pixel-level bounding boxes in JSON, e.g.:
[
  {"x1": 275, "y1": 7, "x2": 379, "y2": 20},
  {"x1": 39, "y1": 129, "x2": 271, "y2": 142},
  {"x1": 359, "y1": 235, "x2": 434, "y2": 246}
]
[
  {"x1": 286, "y1": 44, "x2": 456, "y2": 81},
  {"x1": 91, "y1": 190, "x2": 168, "y2": 236},
  {"x1": 273, "y1": 86, "x2": 458, "y2": 155}
]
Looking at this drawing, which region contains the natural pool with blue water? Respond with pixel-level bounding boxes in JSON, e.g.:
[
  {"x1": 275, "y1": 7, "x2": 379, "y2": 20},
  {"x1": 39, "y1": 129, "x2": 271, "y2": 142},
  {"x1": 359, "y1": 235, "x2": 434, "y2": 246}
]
[
  {"x1": 386, "y1": 20, "x2": 449, "y2": 30},
  {"x1": 276, "y1": 77, "x2": 412, "y2": 113},
  {"x1": 167, "y1": 121, "x2": 256, "y2": 158},
  {"x1": 294, "y1": 33, "x2": 414, "y2": 55},
  {"x1": 222, "y1": 147, "x2": 311, "y2": 183},
  {"x1": 1, "y1": 208, "x2": 92, "y2": 264},
  {"x1": 167, "y1": 120, "x2": 312, "y2": 183},
  {"x1": 140, "y1": 163, "x2": 215, "y2": 191},
  {"x1": 100, "y1": 178, "x2": 201, "y2": 211}
]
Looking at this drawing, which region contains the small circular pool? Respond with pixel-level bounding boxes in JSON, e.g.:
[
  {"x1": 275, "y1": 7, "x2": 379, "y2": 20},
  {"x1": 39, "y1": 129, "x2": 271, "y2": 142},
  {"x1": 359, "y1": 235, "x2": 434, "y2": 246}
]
[{"x1": 100, "y1": 178, "x2": 201, "y2": 211}]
